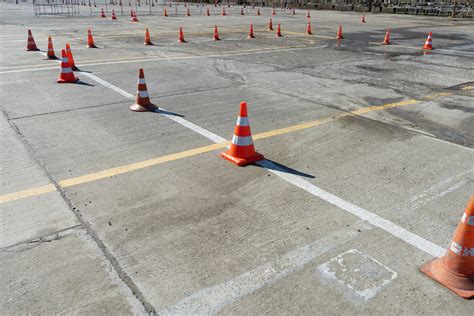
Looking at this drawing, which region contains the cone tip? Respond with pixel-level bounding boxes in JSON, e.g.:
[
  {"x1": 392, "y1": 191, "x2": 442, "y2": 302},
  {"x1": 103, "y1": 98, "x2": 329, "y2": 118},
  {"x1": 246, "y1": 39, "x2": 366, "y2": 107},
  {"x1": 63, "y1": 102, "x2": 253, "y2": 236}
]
[
  {"x1": 466, "y1": 195, "x2": 474, "y2": 214},
  {"x1": 239, "y1": 102, "x2": 248, "y2": 117}
]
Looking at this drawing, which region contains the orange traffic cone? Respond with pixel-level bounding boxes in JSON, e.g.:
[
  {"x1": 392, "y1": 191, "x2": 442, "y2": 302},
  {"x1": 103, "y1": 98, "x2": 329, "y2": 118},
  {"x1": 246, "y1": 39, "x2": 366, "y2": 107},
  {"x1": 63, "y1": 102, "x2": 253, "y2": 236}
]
[
  {"x1": 307, "y1": 10, "x2": 310, "y2": 18},
  {"x1": 257, "y1": 8, "x2": 260, "y2": 15},
  {"x1": 221, "y1": 7, "x2": 226, "y2": 16},
  {"x1": 276, "y1": 23, "x2": 282, "y2": 37},
  {"x1": 132, "y1": 11, "x2": 139, "y2": 22},
  {"x1": 65, "y1": 43, "x2": 78, "y2": 71},
  {"x1": 213, "y1": 25, "x2": 220, "y2": 41},
  {"x1": 187, "y1": 8, "x2": 190, "y2": 16},
  {"x1": 240, "y1": 7, "x2": 244, "y2": 15},
  {"x1": 421, "y1": 196, "x2": 474, "y2": 298},
  {"x1": 292, "y1": 8, "x2": 295, "y2": 15},
  {"x1": 130, "y1": 68, "x2": 157, "y2": 112},
  {"x1": 164, "y1": 7, "x2": 168, "y2": 16},
  {"x1": 221, "y1": 102, "x2": 264, "y2": 166},
  {"x1": 178, "y1": 27, "x2": 186, "y2": 43},
  {"x1": 87, "y1": 29, "x2": 97, "y2": 48},
  {"x1": 272, "y1": 8, "x2": 276, "y2": 15},
  {"x1": 423, "y1": 32, "x2": 433, "y2": 50},
  {"x1": 206, "y1": 7, "x2": 210, "y2": 16},
  {"x1": 336, "y1": 25, "x2": 343, "y2": 39},
  {"x1": 268, "y1": 18, "x2": 273, "y2": 31},
  {"x1": 306, "y1": 21, "x2": 312, "y2": 35},
  {"x1": 46, "y1": 36, "x2": 57, "y2": 59},
  {"x1": 57, "y1": 49, "x2": 78, "y2": 83},
  {"x1": 248, "y1": 23, "x2": 255, "y2": 39},
  {"x1": 383, "y1": 29, "x2": 391, "y2": 45},
  {"x1": 26, "y1": 29, "x2": 39, "y2": 51},
  {"x1": 100, "y1": 8, "x2": 106, "y2": 17},
  {"x1": 361, "y1": 15, "x2": 366, "y2": 23},
  {"x1": 144, "y1": 28, "x2": 153, "y2": 45},
  {"x1": 111, "y1": 9, "x2": 117, "y2": 20}
]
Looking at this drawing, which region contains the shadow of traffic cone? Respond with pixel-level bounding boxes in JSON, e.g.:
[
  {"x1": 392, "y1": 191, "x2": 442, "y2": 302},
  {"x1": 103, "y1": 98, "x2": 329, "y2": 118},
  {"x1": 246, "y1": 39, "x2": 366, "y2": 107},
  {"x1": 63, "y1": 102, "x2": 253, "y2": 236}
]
[
  {"x1": 248, "y1": 23, "x2": 255, "y2": 39},
  {"x1": 144, "y1": 28, "x2": 153, "y2": 45},
  {"x1": 383, "y1": 29, "x2": 391, "y2": 45},
  {"x1": 213, "y1": 25, "x2": 220, "y2": 41},
  {"x1": 46, "y1": 36, "x2": 57, "y2": 59},
  {"x1": 178, "y1": 27, "x2": 186, "y2": 43},
  {"x1": 164, "y1": 7, "x2": 168, "y2": 16},
  {"x1": 111, "y1": 9, "x2": 117, "y2": 20},
  {"x1": 423, "y1": 32, "x2": 433, "y2": 50},
  {"x1": 220, "y1": 101, "x2": 264, "y2": 166},
  {"x1": 26, "y1": 30, "x2": 39, "y2": 51},
  {"x1": 57, "y1": 49, "x2": 78, "y2": 83},
  {"x1": 337, "y1": 24, "x2": 343, "y2": 39},
  {"x1": 421, "y1": 195, "x2": 474, "y2": 298},
  {"x1": 306, "y1": 21, "x2": 312, "y2": 35},
  {"x1": 132, "y1": 11, "x2": 139, "y2": 22},
  {"x1": 268, "y1": 18, "x2": 273, "y2": 31},
  {"x1": 87, "y1": 29, "x2": 97, "y2": 48},
  {"x1": 130, "y1": 68, "x2": 157, "y2": 112},
  {"x1": 65, "y1": 43, "x2": 78, "y2": 71},
  {"x1": 100, "y1": 8, "x2": 106, "y2": 17},
  {"x1": 361, "y1": 15, "x2": 366, "y2": 23},
  {"x1": 276, "y1": 23, "x2": 282, "y2": 37}
]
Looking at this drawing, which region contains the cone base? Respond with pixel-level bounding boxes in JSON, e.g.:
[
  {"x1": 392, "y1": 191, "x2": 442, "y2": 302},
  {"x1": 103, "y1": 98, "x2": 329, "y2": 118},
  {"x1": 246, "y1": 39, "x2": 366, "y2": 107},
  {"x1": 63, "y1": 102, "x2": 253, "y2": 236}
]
[
  {"x1": 423, "y1": 46, "x2": 433, "y2": 50},
  {"x1": 129, "y1": 102, "x2": 157, "y2": 112},
  {"x1": 26, "y1": 47, "x2": 40, "y2": 51},
  {"x1": 213, "y1": 37, "x2": 220, "y2": 41},
  {"x1": 144, "y1": 42, "x2": 154, "y2": 46},
  {"x1": 220, "y1": 151, "x2": 264, "y2": 167},
  {"x1": 247, "y1": 35, "x2": 255, "y2": 39},
  {"x1": 57, "y1": 76, "x2": 79, "y2": 83},
  {"x1": 178, "y1": 39, "x2": 187, "y2": 43},
  {"x1": 383, "y1": 41, "x2": 390, "y2": 45},
  {"x1": 421, "y1": 259, "x2": 474, "y2": 299},
  {"x1": 46, "y1": 56, "x2": 59, "y2": 60},
  {"x1": 87, "y1": 44, "x2": 98, "y2": 48}
]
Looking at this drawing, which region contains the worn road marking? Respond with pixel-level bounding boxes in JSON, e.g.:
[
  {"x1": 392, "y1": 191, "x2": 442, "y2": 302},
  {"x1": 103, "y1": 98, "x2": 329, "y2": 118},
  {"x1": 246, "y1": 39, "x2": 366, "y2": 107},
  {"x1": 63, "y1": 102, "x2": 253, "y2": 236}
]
[
  {"x1": 162, "y1": 227, "x2": 360, "y2": 315},
  {"x1": 0, "y1": 91, "x2": 462, "y2": 204}
]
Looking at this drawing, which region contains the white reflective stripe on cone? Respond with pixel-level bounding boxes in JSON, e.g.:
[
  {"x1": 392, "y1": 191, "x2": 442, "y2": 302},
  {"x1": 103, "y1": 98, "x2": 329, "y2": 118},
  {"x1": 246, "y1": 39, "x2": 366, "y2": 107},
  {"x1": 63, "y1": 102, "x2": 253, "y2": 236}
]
[
  {"x1": 62, "y1": 57, "x2": 69, "y2": 63},
  {"x1": 138, "y1": 90, "x2": 149, "y2": 98},
  {"x1": 138, "y1": 78, "x2": 146, "y2": 84},
  {"x1": 236, "y1": 116, "x2": 249, "y2": 126},
  {"x1": 461, "y1": 213, "x2": 474, "y2": 225},
  {"x1": 62, "y1": 67, "x2": 73, "y2": 73},
  {"x1": 232, "y1": 135, "x2": 253, "y2": 146}
]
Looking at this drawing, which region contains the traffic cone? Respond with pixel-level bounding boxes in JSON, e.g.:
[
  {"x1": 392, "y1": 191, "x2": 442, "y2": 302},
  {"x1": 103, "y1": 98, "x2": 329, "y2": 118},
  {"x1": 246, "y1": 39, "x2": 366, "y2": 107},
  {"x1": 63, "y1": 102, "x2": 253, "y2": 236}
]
[
  {"x1": 100, "y1": 8, "x2": 106, "y2": 17},
  {"x1": 130, "y1": 68, "x2": 157, "y2": 112},
  {"x1": 26, "y1": 29, "x2": 39, "y2": 51},
  {"x1": 423, "y1": 32, "x2": 433, "y2": 50},
  {"x1": 307, "y1": 10, "x2": 310, "y2": 18},
  {"x1": 144, "y1": 28, "x2": 153, "y2": 45},
  {"x1": 46, "y1": 36, "x2": 57, "y2": 59},
  {"x1": 111, "y1": 9, "x2": 117, "y2": 20},
  {"x1": 306, "y1": 21, "x2": 312, "y2": 35},
  {"x1": 421, "y1": 196, "x2": 474, "y2": 298},
  {"x1": 57, "y1": 49, "x2": 78, "y2": 83},
  {"x1": 132, "y1": 11, "x2": 139, "y2": 22},
  {"x1": 187, "y1": 8, "x2": 190, "y2": 16},
  {"x1": 276, "y1": 23, "x2": 282, "y2": 37},
  {"x1": 361, "y1": 15, "x2": 366, "y2": 23},
  {"x1": 383, "y1": 29, "x2": 390, "y2": 45},
  {"x1": 292, "y1": 8, "x2": 295, "y2": 15},
  {"x1": 87, "y1": 29, "x2": 97, "y2": 48},
  {"x1": 221, "y1": 7, "x2": 226, "y2": 16},
  {"x1": 220, "y1": 102, "x2": 264, "y2": 166},
  {"x1": 257, "y1": 8, "x2": 260, "y2": 15},
  {"x1": 164, "y1": 7, "x2": 168, "y2": 16},
  {"x1": 178, "y1": 27, "x2": 186, "y2": 43},
  {"x1": 65, "y1": 43, "x2": 78, "y2": 71},
  {"x1": 268, "y1": 18, "x2": 273, "y2": 31},
  {"x1": 248, "y1": 23, "x2": 255, "y2": 39},
  {"x1": 213, "y1": 25, "x2": 220, "y2": 41},
  {"x1": 272, "y1": 8, "x2": 275, "y2": 15},
  {"x1": 206, "y1": 7, "x2": 210, "y2": 16},
  {"x1": 240, "y1": 7, "x2": 244, "y2": 15},
  {"x1": 336, "y1": 25, "x2": 343, "y2": 39}
]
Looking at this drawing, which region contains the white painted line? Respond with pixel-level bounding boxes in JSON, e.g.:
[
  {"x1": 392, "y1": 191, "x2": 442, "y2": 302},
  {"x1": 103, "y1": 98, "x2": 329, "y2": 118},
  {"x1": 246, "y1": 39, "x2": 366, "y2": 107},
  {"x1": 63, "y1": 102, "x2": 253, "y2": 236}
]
[
  {"x1": 80, "y1": 72, "x2": 135, "y2": 99},
  {"x1": 162, "y1": 227, "x2": 360, "y2": 315},
  {"x1": 162, "y1": 114, "x2": 227, "y2": 143},
  {"x1": 256, "y1": 159, "x2": 446, "y2": 258}
]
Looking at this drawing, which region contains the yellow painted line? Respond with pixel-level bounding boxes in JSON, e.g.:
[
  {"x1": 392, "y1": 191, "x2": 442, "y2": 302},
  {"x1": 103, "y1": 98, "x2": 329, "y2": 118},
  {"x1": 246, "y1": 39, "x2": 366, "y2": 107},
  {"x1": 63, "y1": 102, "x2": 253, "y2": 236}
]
[
  {"x1": 1, "y1": 93, "x2": 457, "y2": 205},
  {"x1": 0, "y1": 184, "x2": 56, "y2": 204},
  {"x1": 462, "y1": 85, "x2": 474, "y2": 91}
]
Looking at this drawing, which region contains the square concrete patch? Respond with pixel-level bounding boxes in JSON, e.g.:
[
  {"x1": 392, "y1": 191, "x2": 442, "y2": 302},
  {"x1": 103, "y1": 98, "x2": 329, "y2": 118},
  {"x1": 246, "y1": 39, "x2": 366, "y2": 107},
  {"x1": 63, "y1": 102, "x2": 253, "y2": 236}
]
[{"x1": 317, "y1": 249, "x2": 397, "y2": 302}]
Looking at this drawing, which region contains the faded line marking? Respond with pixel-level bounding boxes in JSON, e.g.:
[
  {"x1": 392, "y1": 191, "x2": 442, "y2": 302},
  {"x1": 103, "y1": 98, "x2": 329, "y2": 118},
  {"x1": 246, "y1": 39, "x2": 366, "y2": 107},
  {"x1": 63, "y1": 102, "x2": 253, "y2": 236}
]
[
  {"x1": 161, "y1": 227, "x2": 360, "y2": 315},
  {"x1": 256, "y1": 159, "x2": 446, "y2": 258},
  {"x1": 0, "y1": 94, "x2": 455, "y2": 204}
]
